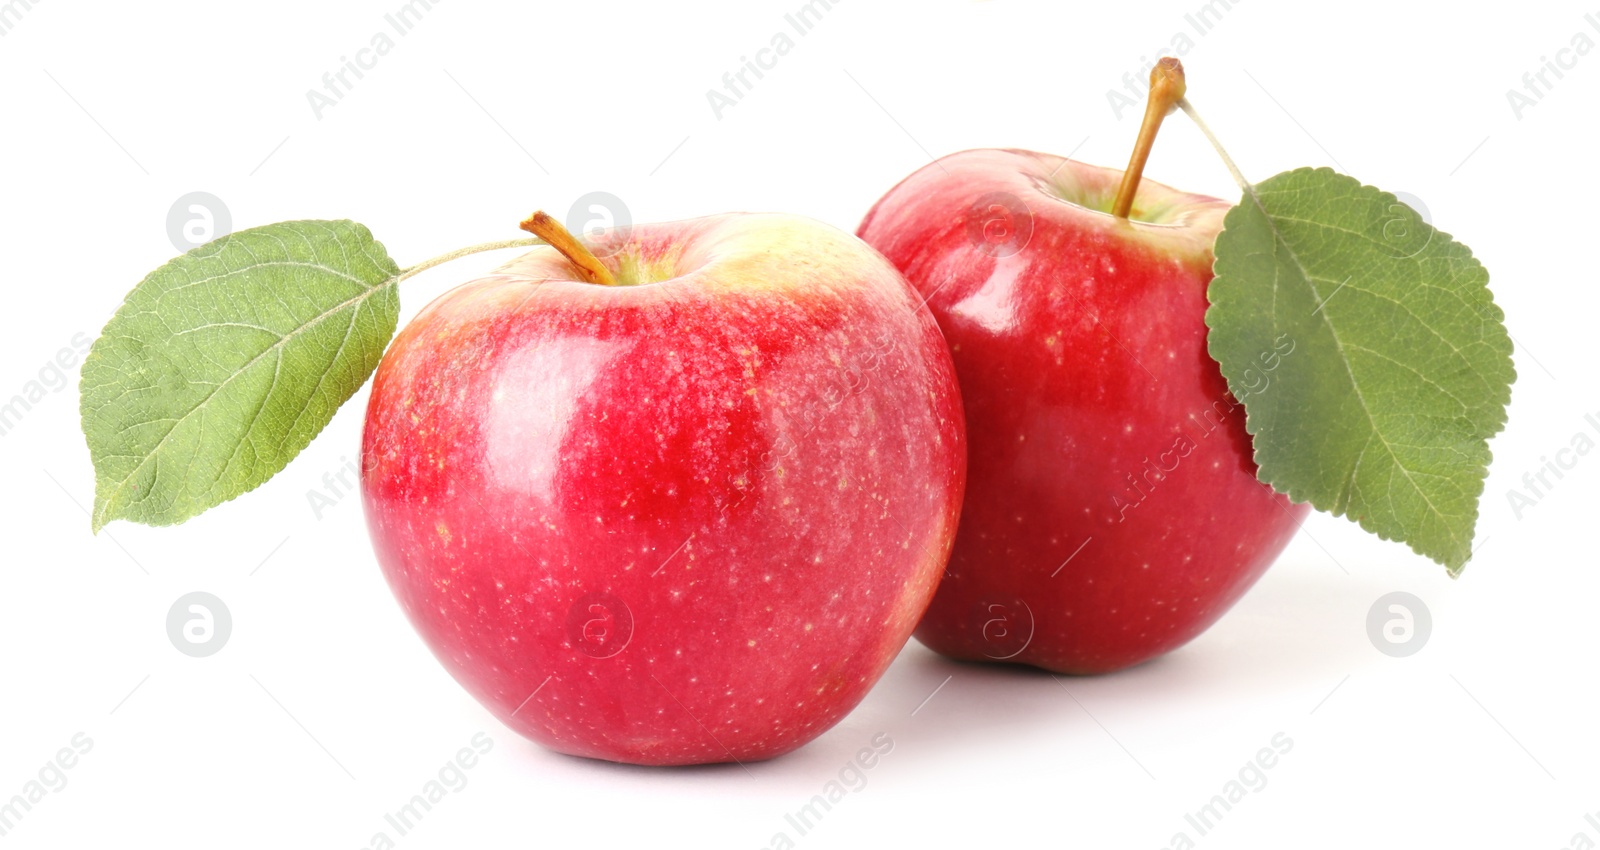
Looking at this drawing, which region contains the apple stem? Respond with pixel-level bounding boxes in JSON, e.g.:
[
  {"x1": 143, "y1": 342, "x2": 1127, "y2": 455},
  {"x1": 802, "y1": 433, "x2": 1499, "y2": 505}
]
[
  {"x1": 519, "y1": 211, "x2": 618, "y2": 286},
  {"x1": 1176, "y1": 98, "x2": 1253, "y2": 198},
  {"x1": 394, "y1": 238, "x2": 545, "y2": 287},
  {"x1": 1111, "y1": 57, "x2": 1188, "y2": 220}
]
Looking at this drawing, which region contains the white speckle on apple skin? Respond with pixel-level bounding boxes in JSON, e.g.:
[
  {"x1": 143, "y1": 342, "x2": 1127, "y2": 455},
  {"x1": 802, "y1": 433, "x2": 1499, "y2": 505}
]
[
  {"x1": 858, "y1": 148, "x2": 1307, "y2": 675},
  {"x1": 361, "y1": 214, "x2": 965, "y2": 766}
]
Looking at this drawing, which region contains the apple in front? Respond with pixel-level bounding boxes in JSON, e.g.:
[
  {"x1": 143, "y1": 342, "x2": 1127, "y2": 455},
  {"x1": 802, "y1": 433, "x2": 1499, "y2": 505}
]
[
  {"x1": 859, "y1": 150, "x2": 1307, "y2": 674},
  {"x1": 361, "y1": 213, "x2": 965, "y2": 765}
]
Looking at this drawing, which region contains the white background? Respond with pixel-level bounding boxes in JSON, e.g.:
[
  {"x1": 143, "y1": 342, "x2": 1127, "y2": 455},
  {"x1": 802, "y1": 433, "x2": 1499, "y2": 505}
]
[{"x1": 2, "y1": 0, "x2": 1596, "y2": 847}]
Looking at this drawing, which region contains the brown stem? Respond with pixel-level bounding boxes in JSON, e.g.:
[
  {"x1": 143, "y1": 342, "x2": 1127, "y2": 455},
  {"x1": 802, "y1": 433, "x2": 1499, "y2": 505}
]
[
  {"x1": 1111, "y1": 57, "x2": 1188, "y2": 220},
  {"x1": 519, "y1": 211, "x2": 618, "y2": 286}
]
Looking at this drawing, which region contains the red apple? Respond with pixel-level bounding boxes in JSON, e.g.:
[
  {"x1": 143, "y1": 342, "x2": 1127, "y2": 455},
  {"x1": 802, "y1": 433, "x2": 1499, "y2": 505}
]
[
  {"x1": 360, "y1": 212, "x2": 965, "y2": 765},
  {"x1": 857, "y1": 134, "x2": 1307, "y2": 673}
]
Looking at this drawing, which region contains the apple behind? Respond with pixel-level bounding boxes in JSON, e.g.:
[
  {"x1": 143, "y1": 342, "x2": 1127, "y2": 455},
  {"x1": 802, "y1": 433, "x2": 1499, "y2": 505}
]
[{"x1": 859, "y1": 149, "x2": 1307, "y2": 675}]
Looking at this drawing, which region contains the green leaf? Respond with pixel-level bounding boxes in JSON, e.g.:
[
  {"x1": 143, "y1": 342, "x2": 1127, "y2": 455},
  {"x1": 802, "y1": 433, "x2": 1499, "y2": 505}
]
[
  {"x1": 80, "y1": 220, "x2": 401, "y2": 531},
  {"x1": 1209, "y1": 167, "x2": 1514, "y2": 574}
]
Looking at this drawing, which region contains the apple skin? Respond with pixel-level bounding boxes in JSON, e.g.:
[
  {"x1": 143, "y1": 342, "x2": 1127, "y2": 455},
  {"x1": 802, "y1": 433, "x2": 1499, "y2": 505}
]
[
  {"x1": 857, "y1": 149, "x2": 1307, "y2": 674},
  {"x1": 360, "y1": 213, "x2": 965, "y2": 765}
]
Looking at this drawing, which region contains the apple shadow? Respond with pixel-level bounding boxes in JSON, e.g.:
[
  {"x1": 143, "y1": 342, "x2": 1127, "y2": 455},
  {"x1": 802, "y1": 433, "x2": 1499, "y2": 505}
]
[
  {"x1": 836, "y1": 644, "x2": 1183, "y2": 769},
  {"x1": 803, "y1": 558, "x2": 1401, "y2": 771},
  {"x1": 501, "y1": 558, "x2": 1400, "y2": 784}
]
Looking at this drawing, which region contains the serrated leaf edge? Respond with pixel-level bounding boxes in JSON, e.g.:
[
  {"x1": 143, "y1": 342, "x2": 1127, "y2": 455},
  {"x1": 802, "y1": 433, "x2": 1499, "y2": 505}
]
[
  {"x1": 1209, "y1": 167, "x2": 1515, "y2": 575},
  {"x1": 82, "y1": 220, "x2": 401, "y2": 532}
]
